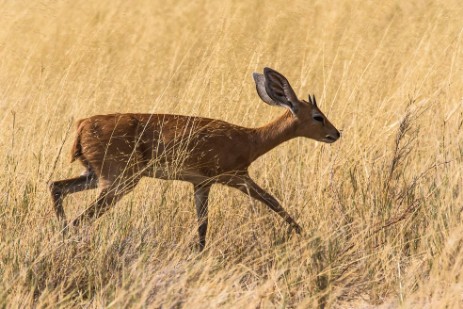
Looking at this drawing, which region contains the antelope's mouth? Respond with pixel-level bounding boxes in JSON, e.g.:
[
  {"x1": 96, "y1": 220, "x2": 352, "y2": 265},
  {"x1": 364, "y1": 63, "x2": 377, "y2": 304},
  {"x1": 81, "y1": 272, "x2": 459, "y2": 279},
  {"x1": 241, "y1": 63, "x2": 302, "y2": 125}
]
[{"x1": 323, "y1": 135, "x2": 338, "y2": 143}]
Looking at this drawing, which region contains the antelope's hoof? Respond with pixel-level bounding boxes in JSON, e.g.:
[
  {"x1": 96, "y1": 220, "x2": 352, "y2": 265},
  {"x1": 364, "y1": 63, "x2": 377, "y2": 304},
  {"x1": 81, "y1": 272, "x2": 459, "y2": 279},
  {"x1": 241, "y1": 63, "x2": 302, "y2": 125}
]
[
  {"x1": 72, "y1": 217, "x2": 81, "y2": 227},
  {"x1": 291, "y1": 224, "x2": 302, "y2": 235}
]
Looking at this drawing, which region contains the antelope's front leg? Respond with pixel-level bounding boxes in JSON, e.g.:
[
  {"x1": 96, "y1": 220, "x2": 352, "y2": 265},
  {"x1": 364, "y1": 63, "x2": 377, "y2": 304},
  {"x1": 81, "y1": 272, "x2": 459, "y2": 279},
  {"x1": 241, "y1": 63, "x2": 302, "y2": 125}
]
[
  {"x1": 220, "y1": 172, "x2": 302, "y2": 234},
  {"x1": 194, "y1": 184, "x2": 211, "y2": 251}
]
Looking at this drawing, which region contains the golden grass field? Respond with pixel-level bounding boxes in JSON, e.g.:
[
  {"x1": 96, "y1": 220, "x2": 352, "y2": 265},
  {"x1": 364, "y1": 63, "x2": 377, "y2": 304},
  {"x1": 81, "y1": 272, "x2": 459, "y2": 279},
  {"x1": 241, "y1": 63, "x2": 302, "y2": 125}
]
[{"x1": 1, "y1": 0, "x2": 463, "y2": 307}]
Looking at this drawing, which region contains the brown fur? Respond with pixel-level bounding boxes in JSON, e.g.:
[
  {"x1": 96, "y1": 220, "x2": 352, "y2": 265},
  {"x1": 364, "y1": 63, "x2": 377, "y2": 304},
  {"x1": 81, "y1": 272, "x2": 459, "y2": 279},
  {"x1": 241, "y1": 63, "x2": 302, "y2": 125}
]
[
  {"x1": 49, "y1": 68, "x2": 340, "y2": 250},
  {"x1": 70, "y1": 119, "x2": 85, "y2": 163}
]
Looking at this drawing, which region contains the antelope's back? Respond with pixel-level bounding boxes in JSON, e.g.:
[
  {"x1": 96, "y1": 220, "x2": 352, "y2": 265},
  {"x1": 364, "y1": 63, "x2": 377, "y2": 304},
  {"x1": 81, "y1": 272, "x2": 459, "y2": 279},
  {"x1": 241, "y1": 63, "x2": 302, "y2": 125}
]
[
  {"x1": 134, "y1": 114, "x2": 255, "y2": 174},
  {"x1": 74, "y1": 113, "x2": 254, "y2": 179}
]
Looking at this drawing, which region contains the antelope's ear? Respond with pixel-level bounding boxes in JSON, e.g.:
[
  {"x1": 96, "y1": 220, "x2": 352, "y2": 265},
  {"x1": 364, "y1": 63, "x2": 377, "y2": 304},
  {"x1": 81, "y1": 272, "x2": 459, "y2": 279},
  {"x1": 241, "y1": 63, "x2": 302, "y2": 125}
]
[
  {"x1": 253, "y1": 72, "x2": 278, "y2": 105},
  {"x1": 252, "y1": 67, "x2": 299, "y2": 115}
]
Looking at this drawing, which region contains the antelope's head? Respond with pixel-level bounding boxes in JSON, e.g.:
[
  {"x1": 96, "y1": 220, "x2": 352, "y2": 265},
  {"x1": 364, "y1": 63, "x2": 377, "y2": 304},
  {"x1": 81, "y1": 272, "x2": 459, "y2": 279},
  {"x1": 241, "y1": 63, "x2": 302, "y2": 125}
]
[{"x1": 253, "y1": 67, "x2": 340, "y2": 143}]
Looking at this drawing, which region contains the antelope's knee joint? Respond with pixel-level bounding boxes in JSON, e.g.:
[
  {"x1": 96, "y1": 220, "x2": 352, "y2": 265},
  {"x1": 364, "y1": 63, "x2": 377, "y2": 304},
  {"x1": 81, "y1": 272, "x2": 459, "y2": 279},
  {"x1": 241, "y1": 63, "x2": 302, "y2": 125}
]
[
  {"x1": 48, "y1": 181, "x2": 63, "y2": 199},
  {"x1": 48, "y1": 181, "x2": 58, "y2": 194}
]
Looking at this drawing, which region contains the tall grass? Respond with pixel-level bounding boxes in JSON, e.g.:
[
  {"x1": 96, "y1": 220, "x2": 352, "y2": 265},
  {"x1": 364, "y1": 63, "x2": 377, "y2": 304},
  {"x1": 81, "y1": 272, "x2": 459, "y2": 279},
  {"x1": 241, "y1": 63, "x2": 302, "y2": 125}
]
[{"x1": 1, "y1": 0, "x2": 462, "y2": 307}]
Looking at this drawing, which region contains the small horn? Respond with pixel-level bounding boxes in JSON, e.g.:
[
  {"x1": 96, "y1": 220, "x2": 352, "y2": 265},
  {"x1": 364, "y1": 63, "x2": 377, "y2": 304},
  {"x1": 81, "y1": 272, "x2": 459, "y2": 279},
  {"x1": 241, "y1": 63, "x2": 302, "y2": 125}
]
[{"x1": 308, "y1": 94, "x2": 318, "y2": 107}]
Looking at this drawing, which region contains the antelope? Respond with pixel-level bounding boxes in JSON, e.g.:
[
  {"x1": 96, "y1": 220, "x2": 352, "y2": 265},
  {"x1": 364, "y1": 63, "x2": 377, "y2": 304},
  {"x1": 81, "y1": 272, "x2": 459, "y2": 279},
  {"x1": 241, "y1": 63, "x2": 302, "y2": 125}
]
[{"x1": 49, "y1": 67, "x2": 340, "y2": 250}]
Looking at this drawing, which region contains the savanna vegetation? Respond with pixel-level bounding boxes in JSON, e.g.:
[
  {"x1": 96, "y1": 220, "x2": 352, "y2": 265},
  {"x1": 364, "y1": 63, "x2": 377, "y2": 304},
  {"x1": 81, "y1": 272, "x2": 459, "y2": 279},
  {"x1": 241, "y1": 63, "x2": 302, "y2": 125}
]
[{"x1": 1, "y1": 0, "x2": 462, "y2": 307}]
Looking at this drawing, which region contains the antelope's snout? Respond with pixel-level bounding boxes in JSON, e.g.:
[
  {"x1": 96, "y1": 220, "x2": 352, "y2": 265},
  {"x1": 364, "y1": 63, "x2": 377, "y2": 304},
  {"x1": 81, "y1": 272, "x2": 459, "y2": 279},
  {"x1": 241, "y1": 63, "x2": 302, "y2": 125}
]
[
  {"x1": 322, "y1": 127, "x2": 341, "y2": 143},
  {"x1": 326, "y1": 129, "x2": 341, "y2": 143}
]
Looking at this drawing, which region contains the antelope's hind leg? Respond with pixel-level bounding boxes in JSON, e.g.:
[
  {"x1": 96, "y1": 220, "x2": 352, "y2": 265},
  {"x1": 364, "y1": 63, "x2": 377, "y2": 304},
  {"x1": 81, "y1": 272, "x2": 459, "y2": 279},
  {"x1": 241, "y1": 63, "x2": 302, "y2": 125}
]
[
  {"x1": 71, "y1": 176, "x2": 140, "y2": 227},
  {"x1": 49, "y1": 170, "x2": 98, "y2": 231}
]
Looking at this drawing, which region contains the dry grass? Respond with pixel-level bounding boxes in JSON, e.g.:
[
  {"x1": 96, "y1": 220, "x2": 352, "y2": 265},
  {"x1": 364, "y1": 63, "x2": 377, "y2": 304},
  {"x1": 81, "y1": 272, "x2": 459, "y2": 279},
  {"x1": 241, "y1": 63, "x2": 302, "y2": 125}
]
[{"x1": 1, "y1": 0, "x2": 463, "y2": 307}]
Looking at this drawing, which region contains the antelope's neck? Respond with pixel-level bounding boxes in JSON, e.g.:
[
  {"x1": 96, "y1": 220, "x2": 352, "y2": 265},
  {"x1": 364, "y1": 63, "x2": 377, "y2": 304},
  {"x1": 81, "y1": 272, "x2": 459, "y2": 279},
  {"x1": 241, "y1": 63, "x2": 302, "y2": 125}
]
[{"x1": 252, "y1": 110, "x2": 297, "y2": 161}]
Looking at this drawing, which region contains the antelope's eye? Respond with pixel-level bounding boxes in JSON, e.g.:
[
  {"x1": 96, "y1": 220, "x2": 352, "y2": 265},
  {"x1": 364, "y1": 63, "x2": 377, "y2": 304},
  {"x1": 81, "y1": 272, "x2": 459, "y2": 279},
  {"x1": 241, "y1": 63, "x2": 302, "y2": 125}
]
[{"x1": 313, "y1": 115, "x2": 324, "y2": 123}]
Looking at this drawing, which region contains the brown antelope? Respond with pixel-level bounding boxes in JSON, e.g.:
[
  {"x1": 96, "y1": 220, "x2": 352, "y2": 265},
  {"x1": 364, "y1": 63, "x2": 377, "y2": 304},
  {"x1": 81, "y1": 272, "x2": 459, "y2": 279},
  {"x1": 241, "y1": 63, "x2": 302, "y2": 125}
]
[{"x1": 49, "y1": 67, "x2": 340, "y2": 250}]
